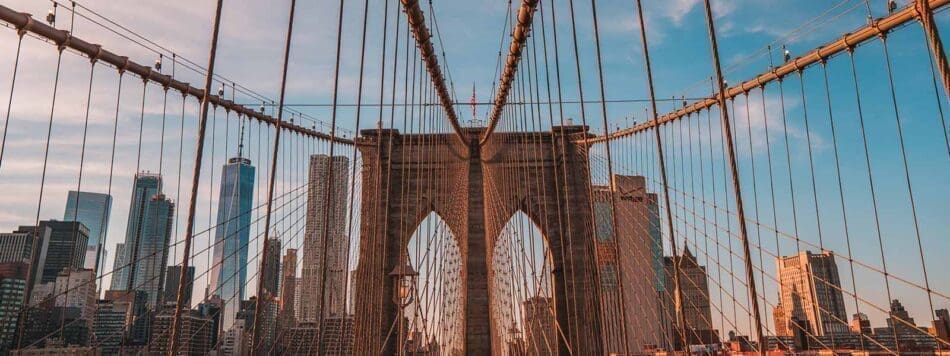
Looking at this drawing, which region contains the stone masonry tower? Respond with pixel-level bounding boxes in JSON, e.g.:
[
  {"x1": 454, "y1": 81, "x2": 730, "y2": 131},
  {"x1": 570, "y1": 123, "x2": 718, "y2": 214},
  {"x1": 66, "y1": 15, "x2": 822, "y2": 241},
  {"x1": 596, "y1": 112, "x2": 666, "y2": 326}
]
[{"x1": 352, "y1": 125, "x2": 603, "y2": 355}]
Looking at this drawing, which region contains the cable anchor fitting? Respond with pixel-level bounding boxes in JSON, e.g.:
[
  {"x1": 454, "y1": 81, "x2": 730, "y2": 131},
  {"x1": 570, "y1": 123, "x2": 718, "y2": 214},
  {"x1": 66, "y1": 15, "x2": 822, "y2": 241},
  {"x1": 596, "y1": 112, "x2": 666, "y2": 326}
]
[
  {"x1": 89, "y1": 44, "x2": 102, "y2": 65},
  {"x1": 56, "y1": 31, "x2": 71, "y2": 53}
]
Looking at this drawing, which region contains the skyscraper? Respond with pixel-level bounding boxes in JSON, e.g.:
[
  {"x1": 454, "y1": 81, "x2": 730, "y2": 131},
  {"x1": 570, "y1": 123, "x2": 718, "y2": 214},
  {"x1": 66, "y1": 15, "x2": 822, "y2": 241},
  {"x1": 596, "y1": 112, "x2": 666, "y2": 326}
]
[
  {"x1": 262, "y1": 237, "x2": 281, "y2": 297},
  {"x1": 0, "y1": 262, "x2": 29, "y2": 351},
  {"x1": 111, "y1": 243, "x2": 125, "y2": 288},
  {"x1": 299, "y1": 155, "x2": 349, "y2": 322},
  {"x1": 136, "y1": 194, "x2": 174, "y2": 307},
  {"x1": 111, "y1": 173, "x2": 160, "y2": 292},
  {"x1": 64, "y1": 191, "x2": 112, "y2": 275},
  {"x1": 19, "y1": 221, "x2": 88, "y2": 285},
  {"x1": 208, "y1": 155, "x2": 255, "y2": 333},
  {"x1": 164, "y1": 265, "x2": 195, "y2": 306},
  {"x1": 0, "y1": 226, "x2": 50, "y2": 296},
  {"x1": 593, "y1": 175, "x2": 663, "y2": 353},
  {"x1": 279, "y1": 248, "x2": 297, "y2": 330},
  {"x1": 664, "y1": 248, "x2": 719, "y2": 346},
  {"x1": 775, "y1": 250, "x2": 848, "y2": 337},
  {"x1": 110, "y1": 173, "x2": 174, "y2": 308}
]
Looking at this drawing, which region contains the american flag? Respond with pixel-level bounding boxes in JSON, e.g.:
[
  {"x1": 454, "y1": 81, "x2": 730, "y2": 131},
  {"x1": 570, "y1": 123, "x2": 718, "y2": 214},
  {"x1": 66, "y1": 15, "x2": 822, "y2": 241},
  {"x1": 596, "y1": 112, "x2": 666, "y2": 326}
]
[{"x1": 470, "y1": 83, "x2": 477, "y2": 120}]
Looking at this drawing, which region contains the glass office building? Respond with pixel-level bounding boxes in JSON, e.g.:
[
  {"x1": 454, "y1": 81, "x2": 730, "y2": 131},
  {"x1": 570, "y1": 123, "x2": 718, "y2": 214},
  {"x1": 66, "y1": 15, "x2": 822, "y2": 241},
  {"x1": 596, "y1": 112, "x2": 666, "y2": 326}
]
[
  {"x1": 110, "y1": 174, "x2": 174, "y2": 307},
  {"x1": 208, "y1": 156, "x2": 255, "y2": 332},
  {"x1": 64, "y1": 191, "x2": 112, "y2": 275}
]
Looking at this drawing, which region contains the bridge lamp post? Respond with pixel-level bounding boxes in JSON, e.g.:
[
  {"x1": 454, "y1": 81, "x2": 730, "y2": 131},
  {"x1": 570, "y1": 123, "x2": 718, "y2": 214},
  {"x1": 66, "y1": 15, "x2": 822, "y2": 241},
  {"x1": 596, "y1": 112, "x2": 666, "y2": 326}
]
[
  {"x1": 390, "y1": 259, "x2": 418, "y2": 308},
  {"x1": 390, "y1": 259, "x2": 418, "y2": 355}
]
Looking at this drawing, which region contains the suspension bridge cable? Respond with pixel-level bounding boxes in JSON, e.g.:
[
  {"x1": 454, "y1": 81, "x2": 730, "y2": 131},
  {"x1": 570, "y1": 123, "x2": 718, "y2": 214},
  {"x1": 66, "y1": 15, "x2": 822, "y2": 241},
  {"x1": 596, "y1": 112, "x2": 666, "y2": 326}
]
[
  {"x1": 588, "y1": 0, "x2": 633, "y2": 352},
  {"x1": 15, "y1": 35, "x2": 66, "y2": 349},
  {"x1": 167, "y1": 0, "x2": 225, "y2": 351},
  {"x1": 819, "y1": 60, "x2": 867, "y2": 350},
  {"x1": 250, "y1": 0, "x2": 297, "y2": 350},
  {"x1": 0, "y1": 29, "x2": 23, "y2": 172},
  {"x1": 879, "y1": 31, "x2": 939, "y2": 352},
  {"x1": 48, "y1": 0, "x2": 346, "y2": 135},
  {"x1": 335, "y1": 0, "x2": 371, "y2": 353}
]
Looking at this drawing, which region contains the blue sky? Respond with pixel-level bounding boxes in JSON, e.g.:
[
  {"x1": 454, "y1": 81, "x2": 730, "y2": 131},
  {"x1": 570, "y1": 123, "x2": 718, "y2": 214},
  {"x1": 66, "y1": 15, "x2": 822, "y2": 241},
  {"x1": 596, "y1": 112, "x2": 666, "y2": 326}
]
[{"x1": 0, "y1": 0, "x2": 947, "y2": 342}]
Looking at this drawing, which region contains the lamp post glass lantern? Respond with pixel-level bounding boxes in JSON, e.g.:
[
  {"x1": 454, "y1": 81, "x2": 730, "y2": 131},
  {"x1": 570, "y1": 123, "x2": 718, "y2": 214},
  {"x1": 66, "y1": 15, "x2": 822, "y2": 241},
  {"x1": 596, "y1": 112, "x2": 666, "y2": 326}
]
[{"x1": 389, "y1": 258, "x2": 418, "y2": 307}]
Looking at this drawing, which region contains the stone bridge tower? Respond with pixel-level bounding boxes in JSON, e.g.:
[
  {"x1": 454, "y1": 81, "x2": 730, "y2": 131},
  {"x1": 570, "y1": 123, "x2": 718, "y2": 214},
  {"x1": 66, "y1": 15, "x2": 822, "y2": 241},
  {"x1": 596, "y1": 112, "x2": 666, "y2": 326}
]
[{"x1": 352, "y1": 125, "x2": 603, "y2": 355}]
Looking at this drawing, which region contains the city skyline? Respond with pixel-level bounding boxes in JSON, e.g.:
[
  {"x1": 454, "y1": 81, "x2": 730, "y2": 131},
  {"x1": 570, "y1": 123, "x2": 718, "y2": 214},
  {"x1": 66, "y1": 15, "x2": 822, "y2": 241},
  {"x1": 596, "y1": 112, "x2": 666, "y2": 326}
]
[
  {"x1": 0, "y1": 0, "x2": 943, "y2": 334},
  {"x1": 0, "y1": 0, "x2": 947, "y2": 353}
]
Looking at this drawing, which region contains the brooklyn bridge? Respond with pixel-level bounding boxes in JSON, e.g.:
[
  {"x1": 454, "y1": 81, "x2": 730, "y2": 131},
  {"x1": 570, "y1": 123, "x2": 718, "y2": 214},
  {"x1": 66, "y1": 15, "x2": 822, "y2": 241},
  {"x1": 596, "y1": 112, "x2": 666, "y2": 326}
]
[{"x1": 0, "y1": 0, "x2": 947, "y2": 355}]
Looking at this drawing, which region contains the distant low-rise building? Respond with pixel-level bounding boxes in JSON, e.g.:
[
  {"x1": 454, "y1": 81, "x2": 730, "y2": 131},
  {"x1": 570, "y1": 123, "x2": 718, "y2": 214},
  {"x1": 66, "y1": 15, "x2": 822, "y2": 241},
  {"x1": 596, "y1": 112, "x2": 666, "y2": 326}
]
[
  {"x1": 217, "y1": 318, "x2": 247, "y2": 356},
  {"x1": 92, "y1": 299, "x2": 126, "y2": 354},
  {"x1": 280, "y1": 322, "x2": 318, "y2": 355},
  {"x1": 149, "y1": 306, "x2": 213, "y2": 355},
  {"x1": 850, "y1": 312, "x2": 871, "y2": 335},
  {"x1": 664, "y1": 248, "x2": 719, "y2": 348},
  {"x1": 0, "y1": 226, "x2": 51, "y2": 299},
  {"x1": 934, "y1": 308, "x2": 949, "y2": 343},
  {"x1": 196, "y1": 296, "x2": 224, "y2": 349},
  {"x1": 163, "y1": 265, "x2": 195, "y2": 306},
  {"x1": 11, "y1": 345, "x2": 98, "y2": 356},
  {"x1": 319, "y1": 315, "x2": 354, "y2": 355},
  {"x1": 886, "y1": 299, "x2": 918, "y2": 335},
  {"x1": 102, "y1": 289, "x2": 150, "y2": 345},
  {"x1": 54, "y1": 269, "x2": 96, "y2": 322}
]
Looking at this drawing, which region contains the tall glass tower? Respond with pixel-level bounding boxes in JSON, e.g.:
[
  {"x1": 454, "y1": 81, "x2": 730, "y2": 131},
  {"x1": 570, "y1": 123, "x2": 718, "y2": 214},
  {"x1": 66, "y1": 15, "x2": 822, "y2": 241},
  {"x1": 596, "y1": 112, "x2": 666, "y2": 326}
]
[
  {"x1": 64, "y1": 191, "x2": 112, "y2": 276},
  {"x1": 208, "y1": 155, "x2": 255, "y2": 332},
  {"x1": 110, "y1": 174, "x2": 174, "y2": 307}
]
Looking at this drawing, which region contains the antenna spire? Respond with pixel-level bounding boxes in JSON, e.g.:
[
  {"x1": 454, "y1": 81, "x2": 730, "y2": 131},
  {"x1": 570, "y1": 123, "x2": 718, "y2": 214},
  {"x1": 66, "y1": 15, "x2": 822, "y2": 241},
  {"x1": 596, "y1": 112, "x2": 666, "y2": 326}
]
[{"x1": 238, "y1": 114, "x2": 246, "y2": 159}]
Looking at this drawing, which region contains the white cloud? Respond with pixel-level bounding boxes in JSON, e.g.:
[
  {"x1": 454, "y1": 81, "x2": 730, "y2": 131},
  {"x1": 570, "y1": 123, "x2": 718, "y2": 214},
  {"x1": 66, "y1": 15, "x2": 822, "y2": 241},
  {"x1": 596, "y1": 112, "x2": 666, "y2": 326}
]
[{"x1": 657, "y1": 0, "x2": 737, "y2": 26}]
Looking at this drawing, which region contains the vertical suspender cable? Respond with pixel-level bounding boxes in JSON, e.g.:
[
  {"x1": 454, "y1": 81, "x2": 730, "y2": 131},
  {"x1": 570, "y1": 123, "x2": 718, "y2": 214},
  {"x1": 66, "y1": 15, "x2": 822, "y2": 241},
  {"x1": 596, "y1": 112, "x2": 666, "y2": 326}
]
[
  {"x1": 251, "y1": 0, "x2": 297, "y2": 351},
  {"x1": 354, "y1": 0, "x2": 391, "y2": 352},
  {"x1": 0, "y1": 30, "x2": 23, "y2": 171},
  {"x1": 700, "y1": 0, "x2": 764, "y2": 353},
  {"x1": 880, "y1": 33, "x2": 938, "y2": 352},
  {"x1": 17, "y1": 36, "x2": 66, "y2": 349},
  {"x1": 62, "y1": 56, "x2": 97, "y2": 341},
  {"x1": 168, "y1": 0, "x2": 225, "y2": 353},
  {"x1": 341, "y1": 0, "x2": 371, "y2": 351},
  {"x1": 588, "y1": 1, "x2": 631, "y2": 353},
  {"x1": 315, "y1": 0, "x2": 346, "y2": 347},
  {"x1": 544, "y1": 0, "x2": 582, "y2": 348},
  {"x1": 631, "y1": 0, "x2": 689, "y2": 351},
  {"x1": 564, "y1": 0, "x2": 606, "y2": 351}
]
